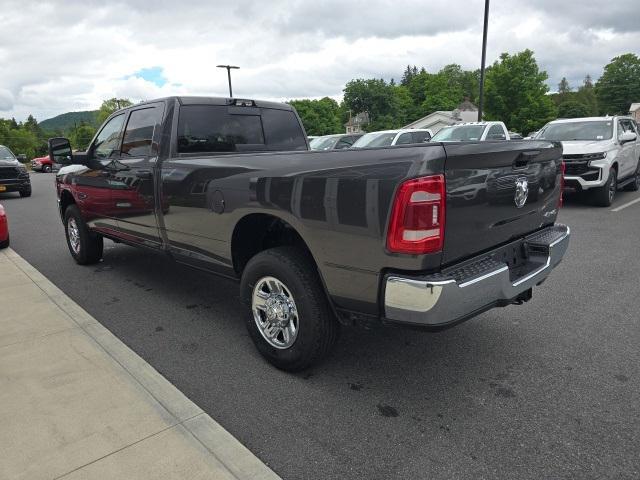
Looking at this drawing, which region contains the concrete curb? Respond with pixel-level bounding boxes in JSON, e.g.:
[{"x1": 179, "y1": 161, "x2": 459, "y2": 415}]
[{"x1": 2, "y1": 248, "x2": 280, "y2": 480}]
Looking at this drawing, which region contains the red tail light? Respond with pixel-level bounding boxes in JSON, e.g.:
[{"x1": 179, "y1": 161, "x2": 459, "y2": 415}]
[
  {"x1": 558, "y1": 161, "x2": 565, "y2": 208},
  {"x1": 387, "y1": 175, "x2": 445, "y2": 254}
]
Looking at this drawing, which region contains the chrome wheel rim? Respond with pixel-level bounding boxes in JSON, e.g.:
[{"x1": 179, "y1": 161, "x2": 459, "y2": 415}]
[
  {"x1": 609, "y1": 172, "x2": 616, "y2": 202},
  {"x1": 252, "y1": 276, "x2": 299, "y2": 349},
  {"x1": 68, "y1": 218, "x2": 81, "y2": 254}
]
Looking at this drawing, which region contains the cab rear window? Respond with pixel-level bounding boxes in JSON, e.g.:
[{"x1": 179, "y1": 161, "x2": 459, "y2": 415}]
[{"x1": 177, "y1": 105, "x2": 306, "y2": 153}]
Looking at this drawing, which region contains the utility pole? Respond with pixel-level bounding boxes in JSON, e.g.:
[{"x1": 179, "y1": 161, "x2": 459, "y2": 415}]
[
  {"x1": 477, "y1": 0, "x2": 490, "y2": 121},
  {"x1": 216, "y1": 65, "x2": 240, "y2": 97}
]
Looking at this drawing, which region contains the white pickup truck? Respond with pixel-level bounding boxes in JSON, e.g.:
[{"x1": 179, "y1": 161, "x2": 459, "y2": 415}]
[
  {"x1": 430, "y1": 121, "x2": 511, "y2": 142},
  {"x1": 535, "y1": 116, "x2": 640, "y2": 206}
]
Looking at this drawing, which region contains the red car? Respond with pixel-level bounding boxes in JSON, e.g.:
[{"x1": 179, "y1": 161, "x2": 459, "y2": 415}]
[
  {"x1": 31, "y1": 154, "x2": 54, "y2": 172},
  {"x1": 0, "y1": 204, "x2": 8, "y2": 249}
]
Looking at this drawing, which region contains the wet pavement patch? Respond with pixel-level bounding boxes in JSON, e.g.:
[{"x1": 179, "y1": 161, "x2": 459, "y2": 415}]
[{"x1": 377, "y1": 404, "x2": 399, "y2": 417}]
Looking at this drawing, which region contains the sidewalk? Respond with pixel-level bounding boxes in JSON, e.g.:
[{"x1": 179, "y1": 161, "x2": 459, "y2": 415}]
[{"x1": 0, "y1": 248, "x2": 280, "y2": 480}]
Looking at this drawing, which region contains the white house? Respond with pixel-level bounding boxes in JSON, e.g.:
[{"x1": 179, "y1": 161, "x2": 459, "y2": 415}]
[
  {"x1": 629, "y1": 103, "x2": 640, "y2": 123},
  {"x1": 344, "y1": 112, "x2": 370, "y2": 134},
  {"x1": 403, "y1": 99, "x2": 479, "y2": 133}
]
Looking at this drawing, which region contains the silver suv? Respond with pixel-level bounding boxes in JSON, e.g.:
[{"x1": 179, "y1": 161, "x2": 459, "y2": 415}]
[{"x1": 535, "y1": 117, "x2": 640, "y2": 206}]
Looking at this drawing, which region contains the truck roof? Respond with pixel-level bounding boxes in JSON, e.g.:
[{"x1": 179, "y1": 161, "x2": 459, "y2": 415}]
[
  {"x1": 549, "y1": 116, "x2": 632, "y2": 123},
  {"x1": 363, "y1": 128, "x2": 432, "y2": 135},
  {"x1": 115, "y1": 96, "x2": 295, "y2": 113},
  {"x1": 454, "y1": 121, "x2": 504, "y2": 126}
]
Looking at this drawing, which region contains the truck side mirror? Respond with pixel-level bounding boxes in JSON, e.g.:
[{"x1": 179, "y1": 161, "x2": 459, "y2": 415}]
[
  {"x1": 620, "y1": 131, "x2": 637, "y2": 144},
  {"x1": 48, "y1": 137, "x2": 73, "y2": 165},
  {"x1": 16, "y1": 154, "x2": 27, "y2": 163}
]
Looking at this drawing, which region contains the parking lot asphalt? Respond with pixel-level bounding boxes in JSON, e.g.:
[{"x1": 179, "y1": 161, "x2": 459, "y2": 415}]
[{"x1": 2, "y1": 172, "x2": 640, "y2": 480}]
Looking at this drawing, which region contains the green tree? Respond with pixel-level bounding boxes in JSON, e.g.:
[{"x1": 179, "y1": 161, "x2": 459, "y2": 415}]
[
  {"x1": 70, "y1": 123, "x2": 96, "y2": 150},
  {"x1": 400, "y1": 65, "x2": 419, "y2": 86},
  {"x1": 343, "y1": 78, "x2": 401, "y2": 131},
  {"x1": 420, "y1": 70, "x2": 463, "y2": 114},
  {"x1": 596, "y1": 53, "x2": 640, "y2": 115},
  {"x1": 558, "y1": 77, "x2": 571, "y2": 95},
  {"x1": 558, "y1": 100, "x2": 591, "y2": 118},
  {"x1": 401, "y1": 64, "x2": 476, "y2": 123},
  {"x1": 0, "y1": 119, "x2": 40, "y2": 159},
  {"x1": 288, "y1": 97, "x2": 343, "y2": 135},
  {"x1": 484, "y1": 49, "x2": 558, "y2": 135},
  {"x1": 557, "y1": 77, "x2": 572, "y2": 104},
  {"x1": 575, "y1": 75, "x2": 599, "y2": 116},
  {"x1": 97, "y1": 98, "x2": 133, "y2": 123}
]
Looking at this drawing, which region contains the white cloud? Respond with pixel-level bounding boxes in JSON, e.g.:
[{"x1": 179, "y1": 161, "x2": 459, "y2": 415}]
[
  {"x1": 0, "y1": 89, "x2": 14, "y2": 111},
  {"x1": 0, "y1": 0, "x2": 638, "y2": 121}
]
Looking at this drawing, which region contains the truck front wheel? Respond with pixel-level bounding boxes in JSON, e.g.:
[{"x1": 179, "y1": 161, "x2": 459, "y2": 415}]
[
  {"x1": 625, "y1": 163, "x2": 640, "y2": 192},
  {"x1": 240, "y1": 247, "x2": 340, "y2": 372},
  {"x1": 64, "y1": 205, "x2": 103, "y2": 264},
  {"x1": 593, "y1": 167, "x2": 617, "y2": 207}
]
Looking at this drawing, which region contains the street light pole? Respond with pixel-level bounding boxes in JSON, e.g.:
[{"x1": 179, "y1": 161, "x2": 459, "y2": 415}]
[
  {"x1": 216, "y1": 65, "x2": 240, "y2": 98},
  {"x1": 477, "y1": 0, "x2": 490, "y2": 121}
]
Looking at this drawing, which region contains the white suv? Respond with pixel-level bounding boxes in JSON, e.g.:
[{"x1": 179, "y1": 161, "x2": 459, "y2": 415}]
[{"x1": 535, "y1": 116, "x2": 640, "y2": 206}]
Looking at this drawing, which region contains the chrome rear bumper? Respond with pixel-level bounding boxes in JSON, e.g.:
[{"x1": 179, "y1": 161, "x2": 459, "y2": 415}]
[{"x1": 384, "y1": 224, "x2": 570, "y2": 327}]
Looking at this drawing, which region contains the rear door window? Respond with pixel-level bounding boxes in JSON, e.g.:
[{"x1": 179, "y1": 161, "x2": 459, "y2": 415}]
[
  {"x1": 261, "y1": 108, "x2": 307, "y2": 150},
  {"x1": 411, "y1": 131, "x2": 431, "y2": 143},
  {"x1": 335, "y1": 136, "x2": 357, "y2": 149},
  {"x1": 121, "y1": 106, "x2": 163, "y2": 157},
  {"x1": 621, "y1": 119, "x2": 636, "y2": 134},
  {"x1": 177, "y1": 105, "x2": 305, "y2": 154},
  {"x1": 395, "y1": 133, "x2": 414, "y2": 145},
  {"x1": 486, "y1": 124, "x2": 506, "y2": 140}
]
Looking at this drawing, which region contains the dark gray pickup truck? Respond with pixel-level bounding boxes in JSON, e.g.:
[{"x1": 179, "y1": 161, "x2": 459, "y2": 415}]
[{"x1": 49, "y1": 96, "x2": 570, "y2": 371}]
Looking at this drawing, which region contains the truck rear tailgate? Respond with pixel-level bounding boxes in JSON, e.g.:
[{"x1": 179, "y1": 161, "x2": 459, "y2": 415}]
[{"x1": 442, "y1": 140, "x2": 562, "y2": 265}]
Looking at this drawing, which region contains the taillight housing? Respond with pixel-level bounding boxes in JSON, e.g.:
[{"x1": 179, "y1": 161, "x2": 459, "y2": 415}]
[
  {"x1": 558, "y1": 161, "x2": 565, "y2": 208},
  {"x1": 387, "y1": 175, "x2": 445, "y2": 254}
]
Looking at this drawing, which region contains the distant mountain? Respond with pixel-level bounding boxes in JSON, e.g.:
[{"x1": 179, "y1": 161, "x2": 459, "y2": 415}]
[{"x1": 39, "y1": 110, "x2": 99, "y2": 132}]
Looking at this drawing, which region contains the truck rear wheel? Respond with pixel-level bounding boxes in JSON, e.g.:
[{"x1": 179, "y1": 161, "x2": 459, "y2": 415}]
[
  {"x1": 240, "y1": 247, "x2": 339, "y2": 372},
  {"x1": 64, "y1": 205, "x2": 103, "y2": 264},
  {"x1": 0, "y1": 235, "x2": 9, "y2": 249},
  {"x1": 593, "y1": 167, "x2": 617, "y2": 207}
]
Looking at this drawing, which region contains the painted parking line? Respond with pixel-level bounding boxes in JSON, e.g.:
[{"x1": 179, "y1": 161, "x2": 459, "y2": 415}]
[{"x1": 611, "y1": 196, "x2": 640, "y2": 212}]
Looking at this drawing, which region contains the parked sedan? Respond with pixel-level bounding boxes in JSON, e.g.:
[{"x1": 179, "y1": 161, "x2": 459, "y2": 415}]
[
  {"x1": 0, "y1": 203, "x2": 9, "y2": 249},
  {"x1": 309, "y1": 134, "x2": 363, "y2": 150},
  {"x1": 31, "y1": 154, "x2": 55, "y2": 172},
  {"x1": 351, "y1": 129, "x2": 432, "y2": 148}
]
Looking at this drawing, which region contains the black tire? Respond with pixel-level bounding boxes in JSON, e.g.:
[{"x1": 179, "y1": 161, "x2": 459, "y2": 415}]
[
  {"x1": 240, "y1": 247, "x2": 340, "y2": 372},
  {"x1": 593, "y1": 167, "x2": 617, "y2": 207},
  {"x1": 64, "y1": 205, "x2": 103, "y2": 264},
  {"x1": 0, "y1": 235, "x2": 9, "y2": 249},
  {"x1": 624, "y1": 163, "x2": 640, "y2": 192},
  {"x1": 19, "y1": 188, "x2": 31, "y2": 198},
  {"x1": 43, "y1": 165, "x2": 52, "y2": 173}
]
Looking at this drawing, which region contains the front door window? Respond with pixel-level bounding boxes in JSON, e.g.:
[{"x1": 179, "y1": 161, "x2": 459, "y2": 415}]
[{"x1": 93, "y1": 114, "x2": 126, "y2": 159}]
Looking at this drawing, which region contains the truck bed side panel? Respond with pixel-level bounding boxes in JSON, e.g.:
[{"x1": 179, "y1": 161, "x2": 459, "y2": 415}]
[{"x1": 159, "y1": 144, "x2": 447, "y2": 315}]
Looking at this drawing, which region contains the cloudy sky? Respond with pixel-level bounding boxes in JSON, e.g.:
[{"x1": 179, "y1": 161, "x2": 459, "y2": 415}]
[{"x1": 0, "y1": 0, "x2": 638, "y2": 121}]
